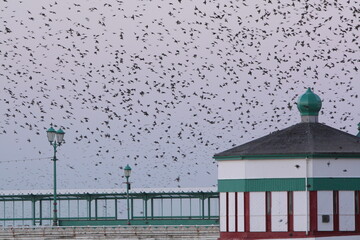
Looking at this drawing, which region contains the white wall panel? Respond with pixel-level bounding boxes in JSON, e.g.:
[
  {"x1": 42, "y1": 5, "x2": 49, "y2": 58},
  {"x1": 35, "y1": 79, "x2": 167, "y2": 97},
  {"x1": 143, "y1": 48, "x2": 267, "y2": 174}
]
[
  {"x1": 220, "y1": 192, "x2": 227, "y2": 232},
  {"x1": 237, "y1": 192, "x2": 244, "y2": 232},
  {"x1": 228, "y1": 192, "x2": 236, "y2": 232},
  {"x1": 219, "y1": 158, "x2": 360, "y2": 179},
  {"x1": 218, "y1": 159, "x2": 307, "y2": 179},
  {"x1": 312, "y1": 159, "x2": 360, "y2": 178},
  {"x1": 245, "y1": 159, "x2": 306, "y2": 179},
  {"x1": 218, "y1": 161, "x2": 246, "y2": 179},
  {"x1": 250, "y1": 192, "x2": 266, "y2": 232},
  {"x1": 271, "y1": 192, "x2": 288, "y2": 232},
  {"x1": 318, "y1": 191, "x2": 333, "y2": 231},
  {"x1": 339, "y1": 191, "x2": 355, "y2": 231},
  {"x1": 293, "y1": 191, "x2": 308, "y2": 232}
]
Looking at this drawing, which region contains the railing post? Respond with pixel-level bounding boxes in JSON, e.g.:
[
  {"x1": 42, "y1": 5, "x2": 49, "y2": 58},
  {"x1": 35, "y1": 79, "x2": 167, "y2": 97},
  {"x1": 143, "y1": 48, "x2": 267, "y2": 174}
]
[
  {"x1": 180, "y1": 198, "x2": 182, "y2": 218},
  {"x1": 115, "y1": 198, "x2": 118, "y2": 220},
  {"x1": 202, "y1": 196, "x2": 205, "y2": 219},
  {"x1": 144, "y1": 195, "x2": 148, "y2": 220},
  {"x1": 88, "y1": 196, "x2": 92, "y2": 220},
  {"x1": 3, "y1": 201, "x2": 5, "y2": 227},
  {"x1": 31, "y1": 198, "x2": 36, "y2": 226},
  {"x1": 131, "y1": 198, "x2": 134, "y2": 221},
  {"x1": 189, "y1": 197, "x2": 192, "y2": 218},
  {"x1": 94, "y1": 199, "x2": 98, "y2": 220},
  {"x1": 68, "y1": 200, "x2": 70, "y2": 221},
  {"x1": 208, "y1": 197, "x2": 211, "y2": 219},
  {"x1": 39, "y1": 200, "x2": 42, "y2": 226},
  {"x1": 151, "y1": 198, "x2": 154, "y2": 220},
  {"x1": 22, "y1": 200, "x2": 24, "y2": 226}
]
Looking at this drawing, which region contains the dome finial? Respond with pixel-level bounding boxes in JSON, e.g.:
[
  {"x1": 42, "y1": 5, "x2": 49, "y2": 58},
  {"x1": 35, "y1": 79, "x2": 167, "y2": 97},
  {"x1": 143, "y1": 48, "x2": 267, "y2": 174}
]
[{"x1": 297, "y1": 88, "x2": 322, "y2": 123}]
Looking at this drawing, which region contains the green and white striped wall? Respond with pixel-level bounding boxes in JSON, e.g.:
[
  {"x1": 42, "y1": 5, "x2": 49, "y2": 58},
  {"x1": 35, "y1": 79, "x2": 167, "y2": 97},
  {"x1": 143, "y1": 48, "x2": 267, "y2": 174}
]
[{"x1": 217, "y1": 158, "x2": 360, "y2": 192}]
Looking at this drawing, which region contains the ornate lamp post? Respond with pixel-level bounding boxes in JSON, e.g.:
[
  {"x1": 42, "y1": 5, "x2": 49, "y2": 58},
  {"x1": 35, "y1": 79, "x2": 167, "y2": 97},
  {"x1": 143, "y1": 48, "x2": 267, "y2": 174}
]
[
  {"x1": 124, "y1": 164, "x2": 132, "y2": 225},
  {"x1": 46, "y1": 126, "x2": 65, "y2": 226}
]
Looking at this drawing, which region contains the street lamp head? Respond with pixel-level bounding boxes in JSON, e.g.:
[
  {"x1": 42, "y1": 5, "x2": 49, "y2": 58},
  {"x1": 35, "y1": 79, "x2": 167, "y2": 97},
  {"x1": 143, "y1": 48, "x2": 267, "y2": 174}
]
[
  {"x1": 56, "y1": 128, "x2": 65, "y2": 144},
  {"x1": 46, "y1": 127, "x2": 56, "y2": 144},
  {"x1": 124, "y1": 164, "x2": 132, "y2": 178}
]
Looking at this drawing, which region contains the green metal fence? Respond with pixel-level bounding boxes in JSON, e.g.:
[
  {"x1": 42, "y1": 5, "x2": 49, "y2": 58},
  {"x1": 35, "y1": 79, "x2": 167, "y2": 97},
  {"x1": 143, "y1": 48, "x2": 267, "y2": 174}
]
[{"x1": 0, "y1": 188, "x2": 219, "y2": 226}]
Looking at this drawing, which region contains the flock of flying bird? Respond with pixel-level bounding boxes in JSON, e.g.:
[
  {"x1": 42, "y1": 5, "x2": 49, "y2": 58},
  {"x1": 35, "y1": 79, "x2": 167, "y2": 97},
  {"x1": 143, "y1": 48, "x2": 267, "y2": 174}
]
[{"x1": 0, "y1": 0, "x2": 359, "y2": 190}]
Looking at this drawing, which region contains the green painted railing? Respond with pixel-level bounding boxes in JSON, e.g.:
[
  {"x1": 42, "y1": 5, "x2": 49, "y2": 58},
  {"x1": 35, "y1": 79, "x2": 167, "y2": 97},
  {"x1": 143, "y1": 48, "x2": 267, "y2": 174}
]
[{"x1": 0, "y1": 189, "x2": 219, "y2": 227}]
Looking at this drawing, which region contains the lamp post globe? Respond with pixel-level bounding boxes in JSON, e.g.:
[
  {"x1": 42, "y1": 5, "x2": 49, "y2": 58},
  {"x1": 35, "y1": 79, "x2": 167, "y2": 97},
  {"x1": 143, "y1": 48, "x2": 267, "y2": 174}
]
[
  {"x1": 124, "y1": 164, "x2": 132, "y2": 178},
  {"x1": 46, "y1": 125, "x2": 65, "y2": 226},
  {"x1": 46, "y1": 127, "x2": 56, "y2": 143},
  {"x1": 56, "y1": 129, "x2": 65, "y2": 144}
]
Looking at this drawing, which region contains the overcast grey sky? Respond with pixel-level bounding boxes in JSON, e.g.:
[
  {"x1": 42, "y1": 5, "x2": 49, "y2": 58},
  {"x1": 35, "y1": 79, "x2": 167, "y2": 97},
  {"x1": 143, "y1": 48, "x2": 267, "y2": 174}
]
[{"x1": 0, "y1": 0, "x2": 359, "y2": 191}]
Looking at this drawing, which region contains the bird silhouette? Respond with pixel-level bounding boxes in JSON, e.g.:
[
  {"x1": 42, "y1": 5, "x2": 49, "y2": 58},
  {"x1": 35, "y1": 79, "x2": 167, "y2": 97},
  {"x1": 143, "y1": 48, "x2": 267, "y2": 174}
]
[{"x1": 0, "y1": 0, "x2": 358, "y2": 191}]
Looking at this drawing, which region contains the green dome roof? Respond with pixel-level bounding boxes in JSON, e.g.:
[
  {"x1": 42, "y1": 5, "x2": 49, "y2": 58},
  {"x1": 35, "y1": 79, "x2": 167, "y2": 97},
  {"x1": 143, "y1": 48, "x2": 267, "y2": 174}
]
[{"x1": 297, "y1": 88, "x2": 322, "y2": 116}]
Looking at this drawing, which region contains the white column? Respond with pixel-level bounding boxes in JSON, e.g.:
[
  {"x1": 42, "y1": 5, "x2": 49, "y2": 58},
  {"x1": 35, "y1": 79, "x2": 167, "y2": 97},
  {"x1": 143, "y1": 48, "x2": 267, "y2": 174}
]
[
  {"x1": 250, "y1": 192, "x2": 266, "y2": 232},
  {"x1": 271, "y1": 192, "x2": 288, "y2": 232},
  {"x1": 228, "y1": 192, "x2": 236, "y2": 232},
  {"x1": 237, "y1": 192, "x2": 244, "y2": 232},
  {"x1": 318, "y1": 191, "x2": 333, "y2": 231},
  {"x1": 339, "y1": 191, "x2": 355, "y2": 231},
  {"x1": 220, "y1": 192, "x2": 227, "y2": 232},
  {"x1": 293, "y1": 191, "x2": 307, "y2": 232}
]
